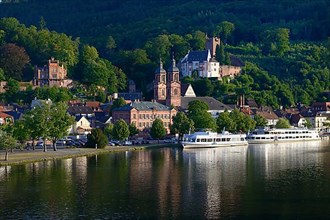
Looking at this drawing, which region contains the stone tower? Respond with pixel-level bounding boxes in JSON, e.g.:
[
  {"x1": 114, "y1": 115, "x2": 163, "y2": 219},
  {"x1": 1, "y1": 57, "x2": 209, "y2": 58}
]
[
  {"x1": 154, "y1": 59, "x2": 167, "y2": 104},
  {"x1": 205, "y1": 36, "x2": 221, "y2": 57},
  {"x1": 166, "y1": 57, "x2": 181, "y2": 107}
]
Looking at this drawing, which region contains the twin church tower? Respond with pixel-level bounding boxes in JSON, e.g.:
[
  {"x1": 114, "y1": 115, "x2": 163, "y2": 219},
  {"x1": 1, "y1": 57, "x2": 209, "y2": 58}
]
[{"x1": 154, "y1": 57, "x2": 181, "y2": 107}]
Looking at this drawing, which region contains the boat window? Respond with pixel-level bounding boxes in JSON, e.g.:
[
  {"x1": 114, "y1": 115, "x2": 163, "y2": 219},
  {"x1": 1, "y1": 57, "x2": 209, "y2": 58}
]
[
  {"x1": 226, "y1": 138, "x2": 230, "y2": 141},
  {"x1": 216, "y1": 138, "x2": 221, "y2": 142},
  {"x1": 207, "y1": 138, "x2": 213, "y2": 142},
  {"x1": 241, "y1": 138, "x2": 245, "y2": 141},
  {"x1": 197, "y1": 139, "x2": 200, "y2": 142},
  {"x1": 222, "y1": 138, "x2": 226, "y2": 142}
]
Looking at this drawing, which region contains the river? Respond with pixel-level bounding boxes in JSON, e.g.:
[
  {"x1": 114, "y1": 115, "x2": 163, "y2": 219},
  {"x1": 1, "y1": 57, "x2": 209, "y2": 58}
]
[{"x1": 0, "y1": 140, "x2": 330, "y2": 219}]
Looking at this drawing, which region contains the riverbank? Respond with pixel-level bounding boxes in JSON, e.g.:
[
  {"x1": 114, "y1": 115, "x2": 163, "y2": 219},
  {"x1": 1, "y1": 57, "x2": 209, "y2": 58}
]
[{"x1": 0, "y1": 143, "x2": 180, "y2": 166}]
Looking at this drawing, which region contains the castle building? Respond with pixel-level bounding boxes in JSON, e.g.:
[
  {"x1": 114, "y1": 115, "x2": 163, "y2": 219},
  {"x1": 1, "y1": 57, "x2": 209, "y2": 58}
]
[
  {"x1": 154, "y1": 58, "x2": 181, "y2": 107},
  {"x1": 33, "y1": 58, "x2": 70, "y2": 87}
]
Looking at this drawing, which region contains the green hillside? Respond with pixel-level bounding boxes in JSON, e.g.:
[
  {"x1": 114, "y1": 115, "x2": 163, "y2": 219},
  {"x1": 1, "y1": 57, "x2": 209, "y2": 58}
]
[
  {"x1": 0, "y1": 0, "x2": 329, "y2": 108},
  {"x1": 0, "y1": 0, "x2": 329, "y2": 48}
]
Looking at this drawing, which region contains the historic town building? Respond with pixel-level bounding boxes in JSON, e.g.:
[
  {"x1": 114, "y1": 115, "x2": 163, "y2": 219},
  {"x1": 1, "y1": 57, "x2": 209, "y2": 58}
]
[
  {"x1": 33, "y1": 58, "x2": 71, "y2": 87},
  {"x1": 154, "y1": 58, "x2": 181, "y2": 107},
  {"x1": 112, "y1": 101, "x2": 177, "y2": 133}
]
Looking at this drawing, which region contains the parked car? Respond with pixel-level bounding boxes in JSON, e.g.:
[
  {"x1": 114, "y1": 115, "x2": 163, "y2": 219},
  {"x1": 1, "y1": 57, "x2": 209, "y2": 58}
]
[{"x1": 124, "y1": 141, "x2": 132, "y2": 146}]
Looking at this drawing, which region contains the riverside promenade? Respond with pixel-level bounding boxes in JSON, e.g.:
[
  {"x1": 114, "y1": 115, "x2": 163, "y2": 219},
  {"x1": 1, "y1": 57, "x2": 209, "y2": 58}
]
[{"x1": 0, "y1": 144, "x2": 178, "y2": 166}]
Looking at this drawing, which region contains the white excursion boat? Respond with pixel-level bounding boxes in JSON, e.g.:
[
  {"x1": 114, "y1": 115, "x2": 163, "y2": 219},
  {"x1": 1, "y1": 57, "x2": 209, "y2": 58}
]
[
  {"x1": 246, "y1": 127, "x2": 321, "y2": 144},
  {"x1": 181, "y1": 131, "x2": 248, "y2": 149}
]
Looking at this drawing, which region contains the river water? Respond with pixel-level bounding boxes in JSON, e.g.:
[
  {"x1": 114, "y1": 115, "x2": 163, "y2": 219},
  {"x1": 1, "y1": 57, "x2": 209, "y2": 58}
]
[{"x1": 0, "y1": 141, "x2": 330, "y2": 219}]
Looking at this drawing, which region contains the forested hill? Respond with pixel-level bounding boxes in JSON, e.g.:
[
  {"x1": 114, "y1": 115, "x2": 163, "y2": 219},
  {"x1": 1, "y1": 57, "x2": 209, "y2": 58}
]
[{"x1": 0, "y1": 0, "x2": 329, "y2": 48}]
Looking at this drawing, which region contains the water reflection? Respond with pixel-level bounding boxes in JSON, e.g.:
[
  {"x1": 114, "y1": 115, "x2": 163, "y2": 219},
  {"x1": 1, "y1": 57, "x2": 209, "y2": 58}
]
[
  {"x1": 183, "y1": 146, "x2": 248, "y2": 219},
  {"x1": 0, "y1": 141, "x2": 329, "y2": 219}
]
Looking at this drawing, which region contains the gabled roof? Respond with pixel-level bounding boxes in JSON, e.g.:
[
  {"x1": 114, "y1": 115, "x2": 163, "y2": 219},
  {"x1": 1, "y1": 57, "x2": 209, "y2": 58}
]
[
  {"x1": 290, "y1": 114, "x2": 304, "y2": 124},
  {"x1": 0, "y1": 111, "x2": 13, "y2": 119},
  {"x1": 187, "y1": 50, "x2": 209, "y2": 62},
  {"x1": 85, "y1": 101, "x2": 101, "y2": 109},
  {"x1": 180, "y1": 97, "x2": 232, "y2": 111},
  {"x1": 255, "y1": 110, "x2": 279, "y2": 120},
  {"x1": 5, "y1": 110, "x2": 23, "y2": 121},
  {"x1": 230, "y1": 55, "x2": 245, "y2": 67},
  {"x1": 118, "y1": 92, "x2": 142, "y2": 101},
  {"x1": 68, "y1": 106, "x2": 94, "y2": 115},
  {"x1": 113, "y1": 101, "x2": 172, "y2": 112}
]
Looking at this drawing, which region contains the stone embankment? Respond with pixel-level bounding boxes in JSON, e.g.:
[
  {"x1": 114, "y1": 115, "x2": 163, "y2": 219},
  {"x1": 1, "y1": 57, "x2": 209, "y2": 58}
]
[{"x1": 0, "y1": 144, "x2": 179, "y2": 166}]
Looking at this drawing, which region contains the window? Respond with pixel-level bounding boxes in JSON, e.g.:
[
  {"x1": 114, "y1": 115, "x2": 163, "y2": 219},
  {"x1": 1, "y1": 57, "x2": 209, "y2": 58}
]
[
  {"x1": 174, "y1": 88, "x2": 178, "y2": 96},
  {"x1": 133, "y1": 114, "x2": 136, "y2": 119}
]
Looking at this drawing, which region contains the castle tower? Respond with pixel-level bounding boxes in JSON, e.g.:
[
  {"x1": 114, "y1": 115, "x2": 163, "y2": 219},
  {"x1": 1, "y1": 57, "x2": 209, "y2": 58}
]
[
  {"x1": 154, "y1": 58, "x2": 167, "y2": 104},
  {"x1": 205, "y1": 36, "x2": 221, "y2": 57},
  {"x1": 166, "y1": 57, "x2": 181, "y2": 107}
]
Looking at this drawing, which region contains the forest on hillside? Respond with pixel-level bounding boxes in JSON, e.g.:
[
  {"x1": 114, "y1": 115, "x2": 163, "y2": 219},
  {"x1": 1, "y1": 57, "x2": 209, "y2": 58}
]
[
  {"x1": 0, "y1": 0, "x2": 329, "y2": 48},
  {"x1": 0, "y1": 1, "x2": 329, "y2": 109}
]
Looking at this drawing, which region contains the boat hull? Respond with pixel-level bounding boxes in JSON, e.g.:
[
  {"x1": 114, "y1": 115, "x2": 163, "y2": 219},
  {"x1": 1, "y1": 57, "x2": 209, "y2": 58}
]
[{"x1": 182, "y1": 141, "x2": 248, "y2": 149}]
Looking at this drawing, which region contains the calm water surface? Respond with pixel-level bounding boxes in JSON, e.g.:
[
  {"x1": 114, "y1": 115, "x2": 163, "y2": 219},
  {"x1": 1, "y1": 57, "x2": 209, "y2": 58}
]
[{"x1": 1, "y1": 141, "x2": 330, "y2": 219}]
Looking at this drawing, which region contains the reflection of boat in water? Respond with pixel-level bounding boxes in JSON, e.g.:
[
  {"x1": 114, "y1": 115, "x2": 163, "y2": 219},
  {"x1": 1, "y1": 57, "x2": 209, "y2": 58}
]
[
  {"x1": 246, "y1": 128, "x2": 321, "y2": 144},
  {"x1": 181, "y1": 131, "x2": 247, "y2": 149}
]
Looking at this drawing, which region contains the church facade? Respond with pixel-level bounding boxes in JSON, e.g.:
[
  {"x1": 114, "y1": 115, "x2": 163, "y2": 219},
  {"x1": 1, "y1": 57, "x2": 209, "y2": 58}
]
[{"x1": 154, "y1": 58, "x2": 181, "y2": 107}]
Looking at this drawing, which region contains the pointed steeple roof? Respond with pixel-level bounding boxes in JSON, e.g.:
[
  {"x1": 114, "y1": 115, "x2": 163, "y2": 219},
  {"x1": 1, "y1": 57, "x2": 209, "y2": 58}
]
[
  {"x1": 168, "y1": 55, "x2": 179, "y2": 72},
  {"x1": 155, "y1": 57, "x2": 166, "y2": 74}
]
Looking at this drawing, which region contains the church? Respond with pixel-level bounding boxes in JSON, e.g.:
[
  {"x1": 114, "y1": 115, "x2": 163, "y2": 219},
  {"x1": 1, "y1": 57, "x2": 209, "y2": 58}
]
[{"x1": 153, "y1": 57, "x2": 181, "y2": 107}]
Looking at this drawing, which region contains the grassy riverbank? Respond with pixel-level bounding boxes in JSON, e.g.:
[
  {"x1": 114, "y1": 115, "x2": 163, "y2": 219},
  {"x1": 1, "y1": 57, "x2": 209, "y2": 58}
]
[{"x1": 0, "y1": 143, "x2": 180, "y2": 166}]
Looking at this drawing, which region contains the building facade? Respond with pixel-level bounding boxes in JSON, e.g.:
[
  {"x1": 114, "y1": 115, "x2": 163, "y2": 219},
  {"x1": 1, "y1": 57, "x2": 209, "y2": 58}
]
[
  {"x1": 180, "y1": 50, "x2": 221, "y2": 78},
  {"x1": 33, "y1": 58, "x2": 69, "y2": 87},
  {"x1": 154, "y1": 58, "x2": 181, "y2": 107},
  {"x1": 112, "y1": 101, "x2": 177, "y2": 133}
]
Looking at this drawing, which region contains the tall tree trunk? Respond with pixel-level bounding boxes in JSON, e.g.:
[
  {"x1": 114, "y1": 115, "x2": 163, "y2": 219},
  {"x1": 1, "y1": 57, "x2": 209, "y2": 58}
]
[
  {"x1": 32, "y1": 140, "x2": 35, "y2": 151},
  {"x1": 5, "y1": 150, "x2": 8, "y2": 161},
  {"x1": 43, "y1": 139, "x2": 47, "y2": 152},
  {"x1": 53, "y1": 140, "x2": 57, "y2": 151}
]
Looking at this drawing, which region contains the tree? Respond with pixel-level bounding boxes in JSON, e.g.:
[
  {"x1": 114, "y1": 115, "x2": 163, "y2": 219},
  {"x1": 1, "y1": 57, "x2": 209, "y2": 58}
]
[
  {"x1": 112, "y1": 119, "x2": 130, "y2": 141},
  {"x1": 188, "y1": 100, "x2": 209, "y2": 113},
  {"x1": 48, "y1": 102, "x2": 75, "y2": 151},
  {"x1": 85, "y1": 128, "x2": 108, "y2": 148},
  {"x1": 150, "y1": 118, "x2": 166, "y2": 141},
  {"x1": 216, "y1": 110, "x2": 236, "y2": 133},
  {"x1": 104, "y1": 123, "x2": 114, "y2": 140},
  {"x1": 188, "y1": 100, "x2": 217, "y2": 131},
  {"x1": 0, "y1": 130, "x2": 16, "y2": 161},
  {"x1": 12, "y1": 120, "x2": 29, "y2": 149},
  {"x1": 254, "y1": 114, "x2": 268, "y2": 127},
  {"x1": 275, "y1": 118, "x2": 291, "y2": 128},
  {"x1": 192, "y1": 78, "x2": 214, "y2": 96},
  {"x1": 111, "y1": 97, "x2": 126, "y2": 115},
  {"x1": 0, "y1": 43, "x2": 30, "y2": 80},
  {"x1": 303, "y1": 119, "x2": 313, "y2": 129},
  {"x1": 129, "y1": 123, "x2": 139, "y2": 138},
  {"x1": 214, "y1": 21, "x2": 235, "y2": 43},
  {"x1": 215, "y1": 42, "x2": 225, "y2": 64},
  {"x1": 170, "y1": 112, "x2": 194, "y2": 142}
]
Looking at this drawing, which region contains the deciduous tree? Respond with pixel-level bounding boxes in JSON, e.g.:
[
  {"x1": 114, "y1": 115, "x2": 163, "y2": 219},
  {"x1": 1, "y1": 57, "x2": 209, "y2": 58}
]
[
  {"x1": 112, "y1": 119, "x2": 130, "y2": 141},
  {"x1": 150, "y1": 118, "x2": 166, "y2": 141},
  {"x1": 170, "y1": 112, "x2": 194, "y2": 141},
  {"x1": 86, "y1": 128, "x2": 108, "y2": 148}
]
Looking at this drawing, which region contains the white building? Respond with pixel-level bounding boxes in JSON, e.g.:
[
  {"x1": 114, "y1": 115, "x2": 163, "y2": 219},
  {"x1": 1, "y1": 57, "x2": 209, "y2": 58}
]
[{"x1": 180, "y1": 50, "x2": 220, "y2": 78}]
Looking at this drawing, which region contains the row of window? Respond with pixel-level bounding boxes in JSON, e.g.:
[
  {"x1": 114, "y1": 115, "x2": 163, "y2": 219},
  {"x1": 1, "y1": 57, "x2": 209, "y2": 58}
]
[
  {"x1": 133, "y1": 114, "x2": 171, "y2": 119},
  {"x1": 135, "y1": 121, "x2": 169, "y2": 128}
]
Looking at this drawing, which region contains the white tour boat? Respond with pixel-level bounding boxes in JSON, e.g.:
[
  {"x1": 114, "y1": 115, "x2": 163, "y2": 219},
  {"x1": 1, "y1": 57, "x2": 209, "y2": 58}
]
[
  {"x1": 246, "y1": 127, "x2": 321, "y2": 144},
  {"x1": 181, "y1": 131, "x2": 248, "y2": 149}
]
